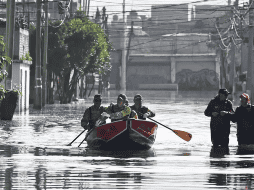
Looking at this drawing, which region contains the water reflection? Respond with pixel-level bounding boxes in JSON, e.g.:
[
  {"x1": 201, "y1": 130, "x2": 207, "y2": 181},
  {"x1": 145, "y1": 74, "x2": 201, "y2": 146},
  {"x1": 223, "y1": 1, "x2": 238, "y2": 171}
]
[
  {"x1": 207, "y1": 146, "x2": 254, "y2": 189},
  {"x1": 208, "y1": 146, "x2": 230, "y2": 188},
  {"x1": 0, "y1": 142, "x2": 157, "y2": 189},
  {"x1": 3, "y1": 90, "x2": 254, "y2": 189}
]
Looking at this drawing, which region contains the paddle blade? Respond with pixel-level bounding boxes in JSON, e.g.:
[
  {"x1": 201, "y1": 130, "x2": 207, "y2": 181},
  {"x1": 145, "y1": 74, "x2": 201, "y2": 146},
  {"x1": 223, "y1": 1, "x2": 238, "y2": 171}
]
[{"x1": 173, "y1": 130, "x2": 192, "y2": 142}]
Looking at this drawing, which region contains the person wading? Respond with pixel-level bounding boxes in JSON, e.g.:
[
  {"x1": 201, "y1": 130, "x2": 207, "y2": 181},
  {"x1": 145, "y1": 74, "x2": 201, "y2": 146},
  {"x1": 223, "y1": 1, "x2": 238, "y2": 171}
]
[
  {"x1": 231, "y1": 93, "x2": 254, "y2": 145},
  {"x1": 130, "y1": 94, "x2": 155, "y2": 120},
  {"x1": 204, "y1": 89, "x2": 234, "y2": 148},
  {"x1": 81, "y1": 94, "x2": 108, "y2": 130}
]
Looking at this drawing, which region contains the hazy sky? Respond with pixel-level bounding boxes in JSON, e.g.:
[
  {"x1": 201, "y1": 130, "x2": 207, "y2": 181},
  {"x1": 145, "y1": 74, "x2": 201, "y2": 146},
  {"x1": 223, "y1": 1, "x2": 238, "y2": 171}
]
[{"x1": 87, "y1": 0, "x2": 249, "y2": 21}]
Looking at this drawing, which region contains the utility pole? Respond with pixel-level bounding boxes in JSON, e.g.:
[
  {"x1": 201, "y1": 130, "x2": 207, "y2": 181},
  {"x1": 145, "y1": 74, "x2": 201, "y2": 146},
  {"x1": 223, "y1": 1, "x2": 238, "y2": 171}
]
[
  {"x1": 5, "y1": 0, "x2": 10, "y2": 57},
  {"x1": 247, "y1": 0, "x2": 254, "y2": 102},
  {"x1": 87, "y1": 0, "x2": 90, "y2": 16},
  {"x1": 121, "y1": 0, "x2": 126, "y2": 92},
  {"x1": 5, "y1": 0, "x2": 15, "y2": 90},
  {"x1": 230, "y1": 38, "x2": 236, "y2": 100},
  {"x1": 69, "y1": 0, "x2": 72, "y2": 18},
  {"x1": 84, "y1": 0, "x2": 87, "y2": 12},
  {"x1": 42, "y1": 0, "x2": 48, "y2": 106},
  {"x1": 28, "y1": 1, "x2": 30, "y2": 29},
  {"x1": 22, "y1": 0, "x2": 25, "y2": 17},
  {"x1": 229, "y1": 1, "x2": 238, "y2": 102},
  {"x1": 126, "y1": 21, "x2": 134, "y2": 65},
  {"x1": 251, "y1": 0, "x2": 254, "y2": 103},
  {"x1": 34, "y1": 0, "x2": 42, "y2": 109},
  {"x1": 174, "y1": 24, "x2": 178, "y2": 54}
]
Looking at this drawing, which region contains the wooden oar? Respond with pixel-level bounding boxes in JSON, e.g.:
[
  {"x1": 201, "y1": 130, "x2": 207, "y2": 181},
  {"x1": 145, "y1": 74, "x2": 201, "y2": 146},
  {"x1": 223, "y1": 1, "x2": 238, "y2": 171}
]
[
  {"x1": 78, "y1": 128, "x2": 95, "y2": 147},
  {"x1": 67, "y1": 129, "x2": 86, "y2": 146},
  {"x1": 147, "y1": 117, "x2": 192, "y2": 142}
]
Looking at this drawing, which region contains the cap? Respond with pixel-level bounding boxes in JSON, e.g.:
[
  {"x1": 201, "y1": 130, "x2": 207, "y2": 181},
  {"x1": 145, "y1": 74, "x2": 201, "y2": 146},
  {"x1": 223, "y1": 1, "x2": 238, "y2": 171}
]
[
  {"x1": 134, "y1": 94, "x2": 142, "y2": 100},
  {"x1": 240, "y1": 93, "x2": 251, "y2": 104},
  {"x1": 94, "y1": 94, "x2": 102, "y2": 100},
  {"x1": 218, "y1": 89, "x2": 231, "y2": 95},
  {"x1": 118, "y1": 94, "x2": 127, "y2": 101}
]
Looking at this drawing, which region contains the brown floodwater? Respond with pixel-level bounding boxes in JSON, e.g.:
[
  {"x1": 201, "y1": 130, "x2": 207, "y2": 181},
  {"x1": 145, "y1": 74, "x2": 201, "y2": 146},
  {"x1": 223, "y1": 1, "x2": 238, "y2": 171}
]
[{"x1": 0, "y1": 90, "x2": 253, "y2": 190}]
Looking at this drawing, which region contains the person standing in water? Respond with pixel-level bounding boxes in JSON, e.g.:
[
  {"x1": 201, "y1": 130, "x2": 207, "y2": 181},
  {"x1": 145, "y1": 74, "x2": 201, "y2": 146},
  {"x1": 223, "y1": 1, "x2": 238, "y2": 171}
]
[
  {"x1": 204, "y1": 89, "x2": 234, "y2": 148},
  {"x1": 231, "y1": 93, "x2": 254, "y2": 145}
]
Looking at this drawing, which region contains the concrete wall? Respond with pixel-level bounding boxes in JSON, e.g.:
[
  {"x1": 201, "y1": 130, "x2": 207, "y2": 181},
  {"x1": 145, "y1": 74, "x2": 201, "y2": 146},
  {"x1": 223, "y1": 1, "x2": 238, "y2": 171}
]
[
  {"x1": 12, "y1": 60, "x2": 31, "y2": 112},
  {"x1": 128, "y1": 34, "x2": 214, "y2": 55},
  {"x1": 193, "y1": 5, "x2": 230, "y2": 20},
  {"x1": 127, "y1": 63, "x2": 171, "y2": 90},
  {"x1": 129, "y1": 36, "x2": 174, "y2": 54},
  {"x1": 151, "y1": 4, "x2": 189, "y2": 24},
  {"x1": 176, "y1": 57, "x2": 215, "y2": 73},
  {"x1": 18, "y1": 28, "x2": 29, "y2": 59},
  {"x1": 0, "y1": 25, "x2": 31, "y2": 111},
  {"x1": 14, "y1": 28, "x2": 29, "y2": 59},
  {"x1": 0, "y1": 27, "x2": 29, "y2": 59},
  {"x1": 109, "y1": 50, "x2": 121, "y2": 89},
  {"x1": 126, "y1": 54, "x2": 219, "y2": 90},
  {"x1": 175, "y1": 56, "x2": 219, "y2": 90}
]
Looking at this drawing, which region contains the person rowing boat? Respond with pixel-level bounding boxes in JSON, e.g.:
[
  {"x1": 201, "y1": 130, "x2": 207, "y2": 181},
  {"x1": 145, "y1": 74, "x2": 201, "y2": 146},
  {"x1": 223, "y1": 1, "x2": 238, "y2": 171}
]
[
  {"x1": 81, "y1": 94, "x2": 108, "y2": 130},
  {"x1": 130, "y1": 94, "x2": 155, "y2": 120}
]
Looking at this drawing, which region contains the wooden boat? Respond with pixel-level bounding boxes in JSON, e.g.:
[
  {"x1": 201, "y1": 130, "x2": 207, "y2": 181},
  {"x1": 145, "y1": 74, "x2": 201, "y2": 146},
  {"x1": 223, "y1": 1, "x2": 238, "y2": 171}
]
[{"x1": 85, "y1": 118, "x2": 158, "y2": 150}]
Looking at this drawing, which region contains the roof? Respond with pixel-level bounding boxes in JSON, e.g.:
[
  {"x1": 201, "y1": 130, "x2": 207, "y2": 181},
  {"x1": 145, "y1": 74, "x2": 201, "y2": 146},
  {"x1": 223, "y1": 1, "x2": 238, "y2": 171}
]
[{"x1": 162, "y1": 33, "x2": 209, "y2": 37}]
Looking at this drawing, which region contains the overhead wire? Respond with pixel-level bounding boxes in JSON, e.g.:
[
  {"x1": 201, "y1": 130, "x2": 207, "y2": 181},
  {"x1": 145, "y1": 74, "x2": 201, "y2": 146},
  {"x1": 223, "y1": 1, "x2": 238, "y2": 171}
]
[
  {"x1": 19, "y1": 0, "x2": 250, "y2": 52},
  {"x1": 126, "y1": 11, "x2": 233, "y2": 51},
  {"x1": 125, "y1": 1, "x2": 249, "y2": 51},
  {"x1": 17, "y1": 1, "x2": 245, "y2": 30}
]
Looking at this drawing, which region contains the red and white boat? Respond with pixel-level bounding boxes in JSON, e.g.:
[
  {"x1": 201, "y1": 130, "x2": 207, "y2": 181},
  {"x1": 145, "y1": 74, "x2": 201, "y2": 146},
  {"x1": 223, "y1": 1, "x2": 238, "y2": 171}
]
[{"x1": 85, "y1": 119, "x2": 158, "y2": 150}]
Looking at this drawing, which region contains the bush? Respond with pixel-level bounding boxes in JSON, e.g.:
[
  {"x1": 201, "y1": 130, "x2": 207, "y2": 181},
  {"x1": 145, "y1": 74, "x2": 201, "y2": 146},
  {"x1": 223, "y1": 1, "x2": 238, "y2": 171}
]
[{"x1": 20, "y1": 52, "x2": 32, "y2": 61}]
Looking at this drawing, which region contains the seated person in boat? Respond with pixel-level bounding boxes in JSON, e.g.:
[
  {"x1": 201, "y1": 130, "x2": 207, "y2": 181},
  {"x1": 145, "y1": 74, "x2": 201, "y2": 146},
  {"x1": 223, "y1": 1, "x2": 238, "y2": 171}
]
[
  {"x1": 130, "y1": 94, "x2": 155, "y2": 120},
  {"x1": 105, "y1": 94, "x2": 137, "y2": 122},
  {"x1": 231, "y1": 93, "x2": 254, "y2": 145},
  {"x1": 81, "y1": 94, "x2": 108, "y2": 130},
  {"x1": 125, "y1": 99, "x2": 138, "y2": 119}
]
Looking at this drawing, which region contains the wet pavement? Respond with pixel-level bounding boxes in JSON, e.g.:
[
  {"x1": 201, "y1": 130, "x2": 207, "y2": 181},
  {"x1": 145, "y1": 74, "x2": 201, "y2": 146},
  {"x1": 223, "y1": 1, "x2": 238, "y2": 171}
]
[{"x1": 0, "y1": 90, "x2": 253, "y2": 190}]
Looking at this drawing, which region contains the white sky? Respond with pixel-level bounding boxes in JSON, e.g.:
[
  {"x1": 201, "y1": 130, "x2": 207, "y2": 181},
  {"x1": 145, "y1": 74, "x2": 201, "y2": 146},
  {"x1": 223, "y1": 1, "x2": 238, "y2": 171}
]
[{"x1": 87, "y1": 0, "x2": 249, "y2": 21}]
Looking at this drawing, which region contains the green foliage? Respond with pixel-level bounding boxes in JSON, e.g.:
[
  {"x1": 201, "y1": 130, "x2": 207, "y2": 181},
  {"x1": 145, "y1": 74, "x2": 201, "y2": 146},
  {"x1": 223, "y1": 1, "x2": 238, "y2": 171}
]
[
  {"x1": 12, "y1": 84, "x2": 22, "y2": 96},
  {"x1": 20, "y1": 52, "x2": 33, "y2": 61},
  {"x1": 47, "y1": 10, "x2": 112, "y2": 103},
  {"x1": 25, "y1": 52, "x2": 32, "y2": 61},
  {"x1": 0, "y1": 35, "x2": 12, "y2": 102}
]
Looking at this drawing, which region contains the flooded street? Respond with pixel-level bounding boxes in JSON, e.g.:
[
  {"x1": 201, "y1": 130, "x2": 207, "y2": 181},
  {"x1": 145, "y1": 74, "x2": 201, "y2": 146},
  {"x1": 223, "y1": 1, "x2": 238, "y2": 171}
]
[{"x1": 0, "y1": 90, "x2": 253, "y2": 190}]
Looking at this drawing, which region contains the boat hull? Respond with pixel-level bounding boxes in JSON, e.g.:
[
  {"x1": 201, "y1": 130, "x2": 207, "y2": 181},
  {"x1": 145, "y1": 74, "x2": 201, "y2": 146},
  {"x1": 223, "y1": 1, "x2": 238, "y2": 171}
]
[{"x1": 85, "y1": 119, "x2": 158, "y2": 150}]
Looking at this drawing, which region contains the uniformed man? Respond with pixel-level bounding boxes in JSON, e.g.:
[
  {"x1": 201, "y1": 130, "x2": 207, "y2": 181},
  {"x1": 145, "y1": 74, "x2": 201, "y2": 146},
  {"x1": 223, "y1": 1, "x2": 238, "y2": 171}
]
[
  {"x1": 81, "y1": 94, "x2": 107, "y2": 130},
  {"x1": 204, "y1": 89, "x2": 234, "y2": 147},
  {"x1": 130, "y1": 94, "x2": 155, "y2": 120}
]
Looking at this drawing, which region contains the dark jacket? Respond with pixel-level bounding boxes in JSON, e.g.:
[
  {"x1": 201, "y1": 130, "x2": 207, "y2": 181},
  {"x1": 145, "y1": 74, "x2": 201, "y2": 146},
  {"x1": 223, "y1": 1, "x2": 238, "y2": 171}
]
[
  {"x1": 81, "y1": 106, "x2": 106, "y2": 130},
  {"x1": 130, "y1": 105, "x2": 155, "y2": 120},
  {"x1": 231, "y1": 105, "x2": 254, "y2": 145},
  {"x1": 204, "y1": 95, "x2": 234, "y2": 146}
]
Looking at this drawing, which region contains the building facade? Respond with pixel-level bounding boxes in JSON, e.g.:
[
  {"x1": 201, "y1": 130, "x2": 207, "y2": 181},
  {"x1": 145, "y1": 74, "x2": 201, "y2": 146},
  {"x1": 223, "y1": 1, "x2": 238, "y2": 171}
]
[
  {"x1": 0, "y1": 19, "x2": 31, "y2": 111},
  {"x1": 108, "y1": 5, "x2": 222, "y2": 91}
]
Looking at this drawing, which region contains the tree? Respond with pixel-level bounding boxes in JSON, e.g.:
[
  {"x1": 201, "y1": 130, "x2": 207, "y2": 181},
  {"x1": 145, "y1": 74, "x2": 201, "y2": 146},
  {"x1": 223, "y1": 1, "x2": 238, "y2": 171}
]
[
  {"x1": 47, "y1": 11, "x2": 112, "y2": 104},
  {"x1": 0, "y1": 35, "x2": 11, "y2": 99}
]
